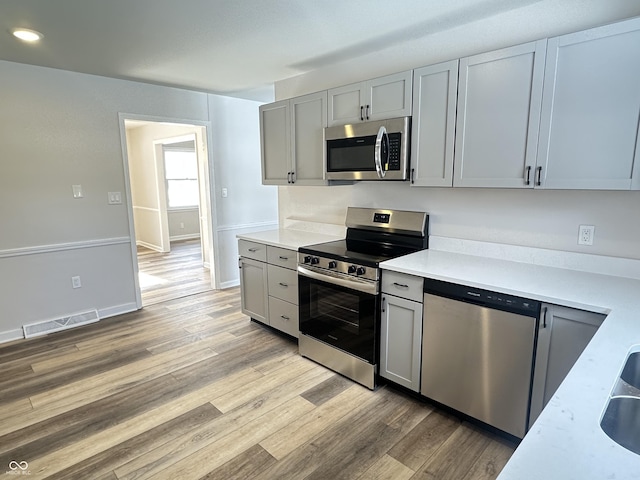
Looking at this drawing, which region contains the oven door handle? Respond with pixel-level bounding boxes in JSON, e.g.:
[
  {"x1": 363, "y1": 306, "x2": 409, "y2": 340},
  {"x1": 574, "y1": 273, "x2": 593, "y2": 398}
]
[{"x1": 298, "y1": 266, "x2": 378, "y2": 295}]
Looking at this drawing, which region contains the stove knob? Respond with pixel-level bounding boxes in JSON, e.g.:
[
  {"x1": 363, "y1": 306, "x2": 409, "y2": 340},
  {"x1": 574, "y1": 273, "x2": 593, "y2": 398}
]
[
  {"x1": 328, "y1": 261, "x2": 337, "y2": 269},
  {"x1": 356, "y1": 267, "x2": 366, "y2": 276},
  {"x1": 348, "y1": 265, "x2": 357, "y2": 274},
  {"x1": 311, "y1": 257, "x2": 320, "y2": 265},
  {"x1": 303, "y1": 255, "x2": 312, "y2": 264}
]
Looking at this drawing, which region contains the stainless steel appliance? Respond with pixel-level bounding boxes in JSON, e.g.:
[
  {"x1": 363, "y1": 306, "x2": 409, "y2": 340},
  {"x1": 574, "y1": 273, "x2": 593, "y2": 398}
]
[
  {"x1": 421, "y1": 279, "x2": 541, "y2": 438},
  {"x1": 298, "y1": 207, "x2": 428, "y2": 389},
  {"x1": 324, "y1": 117, "x2": 411, "y2": 181}
]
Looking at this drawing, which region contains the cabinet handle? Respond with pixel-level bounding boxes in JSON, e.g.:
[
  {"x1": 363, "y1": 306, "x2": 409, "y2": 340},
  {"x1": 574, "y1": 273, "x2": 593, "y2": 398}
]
[
  {"x1": 393, "y1": 282, "x2": 409, "y2": 288},
  {"x1": 365, "y1": 104, "x2": 370, "y2": 120},
  {"x1": 287, "y1": 172, "x2": 291, "y2": 183},
  {"x1": 381, "y1": 296, "x2": 386, "y2": 313},
  {"x1": 278, "y1": 256, "x2": 289, "y2": 260},
  {"x1": 290, "y1": 171, "x2": 295, "y2": 184},
  {"x1": 411, "y1": 168, "x2": 415, "y2": 184},
  {"x1": 279, "y1": 282, "x2": 288, "y2": 287},
  {"x1": 536, "y1": 166, "x2": 542, "y2": 186},
  {"x1": 280, "y1": 315, "x2": 290, "y2": 321},
  {"x1": 248, "y1": 248, "x2": 259, "y2": 252},
  {"x1": 360, "y1": 106, "x2": 364, "y2": 121},
  {"x1": 525, "y1": 165, "x2": 531, "y2": 185},
  {"x1": 542, "y1": 306, "x2": 548, "y2": 328}
]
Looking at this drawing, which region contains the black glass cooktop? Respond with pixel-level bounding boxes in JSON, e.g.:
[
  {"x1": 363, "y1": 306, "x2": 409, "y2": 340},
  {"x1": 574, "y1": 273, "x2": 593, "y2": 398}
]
[{"x1": 299, "y1": 238, "x2": 424, "y2": 267}]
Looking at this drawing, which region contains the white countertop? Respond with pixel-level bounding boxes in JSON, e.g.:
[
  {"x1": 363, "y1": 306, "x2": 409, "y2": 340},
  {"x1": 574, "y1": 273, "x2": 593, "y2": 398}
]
[
  {"x1": 381, "y1": 249, "x2": 640, "y2": 480},
  {"x1": 237, "y1": 228, "x2": 343, "y2": 250}
]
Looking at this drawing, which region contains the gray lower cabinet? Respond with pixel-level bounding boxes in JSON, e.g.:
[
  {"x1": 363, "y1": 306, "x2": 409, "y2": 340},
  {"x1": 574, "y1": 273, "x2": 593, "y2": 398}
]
[
  {"x1": 238, "y1": 239, "x2": 299, "y2": 338},
  {"x1": 530, "y1": 304, "x2": 606, "y2": 424},
  {"x1": 380, "y1": 271, "x2": 423, "y2": 392},
  {"x1": 239, "y1": 255, "x2": 268, "y2": 324}
]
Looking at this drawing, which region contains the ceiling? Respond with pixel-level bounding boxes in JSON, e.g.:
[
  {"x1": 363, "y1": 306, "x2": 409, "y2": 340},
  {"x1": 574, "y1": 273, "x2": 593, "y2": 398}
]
[{"x1": 0, "y1": 0, "x2": 545, "y2": 102}]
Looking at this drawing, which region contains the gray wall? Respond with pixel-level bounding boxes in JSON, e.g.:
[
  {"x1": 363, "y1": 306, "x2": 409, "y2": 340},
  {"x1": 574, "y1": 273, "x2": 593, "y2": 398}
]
[
  {"x1": 275, "y1": 1, "x2": 640, "y2": 261},
  {"x1": 0, "y1": 60, "x2": 276, "y2": 342}
]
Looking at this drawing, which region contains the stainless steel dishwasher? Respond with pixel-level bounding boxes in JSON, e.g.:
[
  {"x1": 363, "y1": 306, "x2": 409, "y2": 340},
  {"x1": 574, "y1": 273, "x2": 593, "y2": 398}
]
[{"x1": 421, "y1": 279, "x2": 541, "y2": 438}]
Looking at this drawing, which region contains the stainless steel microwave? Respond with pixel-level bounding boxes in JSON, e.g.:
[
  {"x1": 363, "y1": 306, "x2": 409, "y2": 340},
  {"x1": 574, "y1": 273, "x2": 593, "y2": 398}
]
[{"x1": 324, "y1": 117, "x2": 410, "y2": 181}]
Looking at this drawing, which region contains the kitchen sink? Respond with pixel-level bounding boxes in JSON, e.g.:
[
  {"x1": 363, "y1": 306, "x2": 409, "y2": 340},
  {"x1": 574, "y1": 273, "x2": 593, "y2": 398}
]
[
  {"x1": 601, "y1": 397, "x2": 640, "y2": 455},
  {"x1": 601, "y1": 348, "x2": 640, "y2": 455},
  {"x1": 621, "y1": 352, "x2": 640, "y2": 389}
]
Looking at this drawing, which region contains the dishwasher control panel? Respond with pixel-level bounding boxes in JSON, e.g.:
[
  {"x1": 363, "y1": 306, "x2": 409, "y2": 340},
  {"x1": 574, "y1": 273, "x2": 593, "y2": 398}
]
[{"x1": 424, "y1": 278, "x2": 540, "y2": 316}]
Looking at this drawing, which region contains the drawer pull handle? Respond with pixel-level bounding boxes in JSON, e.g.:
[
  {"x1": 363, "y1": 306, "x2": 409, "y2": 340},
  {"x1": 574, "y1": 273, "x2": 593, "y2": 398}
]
[
  {"x1": 248, "y1": 248, "x2": 259, "y2": 252},
  {"x1": 279, "y1": 256, "x2": 289, "y2": 260},
  {"x1": 393, "y1": 282, "x2": 409, "y2": 288},
  {"x1": 279, "y1": 282, "x2": 288, "y2": 287},
  {"x1": 281, "y1": 315, "x2": 290, "y2": 321}
]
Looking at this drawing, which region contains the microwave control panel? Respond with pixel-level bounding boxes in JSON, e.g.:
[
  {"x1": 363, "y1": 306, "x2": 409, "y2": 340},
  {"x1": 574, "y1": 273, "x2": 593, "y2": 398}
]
[{"x1": 386, "y1": 133, "x2": 401, "y2": 171}]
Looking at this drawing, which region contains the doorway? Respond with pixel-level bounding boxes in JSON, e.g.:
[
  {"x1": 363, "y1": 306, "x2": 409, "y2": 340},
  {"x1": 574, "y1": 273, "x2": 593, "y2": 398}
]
[{"x1": 120, "y1": 117, "x2": 215, "y2": 307}]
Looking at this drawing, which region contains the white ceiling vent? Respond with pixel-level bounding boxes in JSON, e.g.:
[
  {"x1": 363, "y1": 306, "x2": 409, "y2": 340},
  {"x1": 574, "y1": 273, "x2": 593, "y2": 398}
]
[{"x1": 23, "y1": 309, "x2": 99, "y2": 339}]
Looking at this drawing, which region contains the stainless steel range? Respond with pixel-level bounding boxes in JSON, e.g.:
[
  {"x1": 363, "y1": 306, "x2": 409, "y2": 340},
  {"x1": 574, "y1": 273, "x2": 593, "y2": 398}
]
[{"x1": 297, "y1": 207, "x2": 428, "y2": 389}]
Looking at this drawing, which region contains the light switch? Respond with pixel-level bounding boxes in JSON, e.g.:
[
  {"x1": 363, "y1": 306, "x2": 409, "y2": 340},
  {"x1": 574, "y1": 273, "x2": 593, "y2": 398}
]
[
  {"x1": 72, "y1": 185, "x2": 83, "y2": 198},
  {"x1": 222, "y1": 188, "x2": 228, "y2": 198},
  {"x1": 108, "y1": 192, "x2": 122, "y2": 205}
]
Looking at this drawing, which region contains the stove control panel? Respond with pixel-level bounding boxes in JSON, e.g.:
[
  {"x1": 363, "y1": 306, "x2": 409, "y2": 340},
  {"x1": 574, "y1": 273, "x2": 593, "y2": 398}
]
[{"x1": 298, "y1": 254, "x2": 378, "y2": 282}]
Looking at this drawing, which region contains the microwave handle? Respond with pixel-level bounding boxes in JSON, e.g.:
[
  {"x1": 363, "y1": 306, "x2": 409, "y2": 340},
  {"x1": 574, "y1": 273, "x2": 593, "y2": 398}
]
[{"x1": 375, "y1": 125, "x2": 388, "y2": 178}]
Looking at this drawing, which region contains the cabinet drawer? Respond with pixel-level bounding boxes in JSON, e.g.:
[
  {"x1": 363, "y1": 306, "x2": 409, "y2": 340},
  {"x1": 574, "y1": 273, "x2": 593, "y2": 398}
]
[
  {"x1": 267, "y1": 264, "x2": 298, "y2": 304},
  {"x1": 267, "y1": 246, "x2": 297, "y2": 270},
  {"x1": 382, "y1": 271, "x2": 423, "y2": 302},
  {"x1": 268, "y1": 296, "x2": 299, "y2": 338},
  {"x1": 238, "y1": 239, "x2": 267, "y2": 262}
]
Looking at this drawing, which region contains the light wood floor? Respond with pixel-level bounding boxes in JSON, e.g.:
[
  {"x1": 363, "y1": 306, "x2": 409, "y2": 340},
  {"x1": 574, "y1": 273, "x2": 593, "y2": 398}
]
[
  {"x1": 0, "y1": 292, "x2": 517, "y2": 479},
  {"x1": 137, "y1": 239, "x2": 212, "y2": 306}
]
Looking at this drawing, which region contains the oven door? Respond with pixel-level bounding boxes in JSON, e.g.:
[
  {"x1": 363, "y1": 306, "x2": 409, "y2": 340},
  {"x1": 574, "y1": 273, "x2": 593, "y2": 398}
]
[{"x1": 298, "y1": 266, "x2": 378, "y2": 364}]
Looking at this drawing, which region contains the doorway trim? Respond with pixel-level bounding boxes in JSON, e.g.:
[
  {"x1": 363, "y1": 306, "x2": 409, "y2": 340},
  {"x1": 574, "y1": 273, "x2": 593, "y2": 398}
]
[{"x1": 118, "y1": 113, "x2": 219, "y2": 309}]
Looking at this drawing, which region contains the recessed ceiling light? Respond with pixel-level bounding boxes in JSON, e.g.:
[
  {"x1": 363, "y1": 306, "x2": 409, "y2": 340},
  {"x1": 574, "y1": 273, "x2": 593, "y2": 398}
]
[{"x1": 11, "y1": 28, "x2": 43, "y2": 42}]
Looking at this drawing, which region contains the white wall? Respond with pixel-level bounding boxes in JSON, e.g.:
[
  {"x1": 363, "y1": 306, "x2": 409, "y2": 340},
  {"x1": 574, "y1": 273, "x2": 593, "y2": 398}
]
[
  {"x1": 0, "y1": 60, "x2": 272, "y2": 342},
  {"x1": 207, "y1": 94, "x2": 279, "y2": 288},
  {"x1": 275, "y1": 1, "x2": 640, "y2": 261}
]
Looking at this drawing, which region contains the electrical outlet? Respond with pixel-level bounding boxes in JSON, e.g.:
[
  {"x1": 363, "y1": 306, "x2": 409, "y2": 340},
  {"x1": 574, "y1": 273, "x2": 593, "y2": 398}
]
[
  {"x1": 71, "y1": 276, "x2": 82, "y2": 289},
  {"x1": 578, "y1": 225, "x2": 595, "y2": 246},
  {"x1": 108, "y1": 192, "x2": 122, "y2": 204},
  {"x1": 222, "y1": 188, "x2": 228, "y2": 198}
]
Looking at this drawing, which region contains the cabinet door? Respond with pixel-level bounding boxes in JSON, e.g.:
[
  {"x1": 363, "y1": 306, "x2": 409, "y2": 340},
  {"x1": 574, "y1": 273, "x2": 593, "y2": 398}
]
[
  {"x1": 290, "y1": 91, "x2": 328, "y2": 185},
  {"x1": 366, "y1": 71, "x2": 413, "y2": 122},
  {"x1": 380, "y1": 294, "x2": 423, "y2": 392},
  {"x1": 537, "y1": 18, "x2": 640, "y2": 190},
  {"x1": 530, "y1": 304, "x2": 605, "y2": 424},
  {"x1": 411, "y1": 61, "x2": 458, "y2": 187},
  {"x1": 260, "y1": 100, "x2": 291, "y2": 185},
  {"x1": 454, "y1": 41, "x2": 546, "y2": 188},
  {"x1": 239, "y1": 257, "x2": 269, "y2": 324},
  {"x1": 328, "y1": 82, "x2": 364, "y2": 126}
]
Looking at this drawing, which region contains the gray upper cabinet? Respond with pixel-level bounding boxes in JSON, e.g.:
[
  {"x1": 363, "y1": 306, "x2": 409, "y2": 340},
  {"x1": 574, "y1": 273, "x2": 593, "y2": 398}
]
[
  {"x1": 453, "y1": 41, "x2": 546, "y2": 188},
  {"x1": 328, "y1": 71, "x2": 412, "y2": 126},
  {"x1": 260, "y1": 99, "x2": 290, "y2": 185},
  {"x1": 410, "y1": 60, "x2": 458, "y2": 187},
  {"x1": 260, "y1": 91, "x2": 327, "y2": 186},
  {"x1": 536, "y1": 18, "x2": 640, "y2": 190}
]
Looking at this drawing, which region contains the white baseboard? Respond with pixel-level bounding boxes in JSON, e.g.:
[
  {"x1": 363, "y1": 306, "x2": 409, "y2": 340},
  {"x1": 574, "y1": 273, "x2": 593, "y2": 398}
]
[
  {"x1": 170, "y1": 234, "x2": 201, "y2": 242},
  {"x1": 136, "y1": 240, "x2": 164, "y2": 252},
  {"x1": 219, "y1": 279, "x2": 240, "y2": 289},
  {"x1": 99, "y1": 302, "x2": 139, "y2": 319},
  {"x1": 0, "y1": 328, "x2": 24, "y2": 345},
  {"x1": 0, "y1": 302, "x2": 140, "y2": 346}
]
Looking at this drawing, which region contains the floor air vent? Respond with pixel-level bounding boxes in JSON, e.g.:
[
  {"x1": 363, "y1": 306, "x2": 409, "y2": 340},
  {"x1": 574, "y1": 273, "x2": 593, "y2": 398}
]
[{"x1": 23, "y1": 309, "x2": 100, "y2": 339}]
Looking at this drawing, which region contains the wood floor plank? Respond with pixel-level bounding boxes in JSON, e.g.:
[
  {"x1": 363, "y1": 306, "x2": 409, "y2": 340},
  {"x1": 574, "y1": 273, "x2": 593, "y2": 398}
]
[
  {"x1": 409, "y1": 423, "x2": 492, "y2": 480},
  {"x1": 358, "y1": 454, "x2": 415, "y2": 480},
  {"x1": 198, "y1": 444, "x2": 277, "y2": 480},
  {"x1": 0, "y1": 249, "x2": 514, "y2": 480}
]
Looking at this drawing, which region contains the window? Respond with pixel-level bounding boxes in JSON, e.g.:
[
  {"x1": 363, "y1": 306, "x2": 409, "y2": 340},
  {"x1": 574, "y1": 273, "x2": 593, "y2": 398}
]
[{"x1": 163, "y1": 145, "x2": 198, "y2": 208}]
